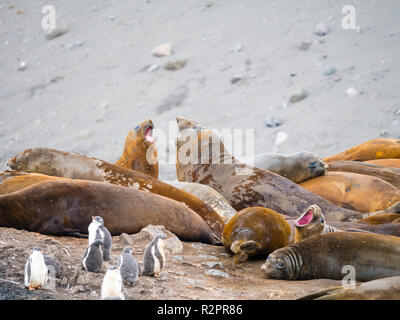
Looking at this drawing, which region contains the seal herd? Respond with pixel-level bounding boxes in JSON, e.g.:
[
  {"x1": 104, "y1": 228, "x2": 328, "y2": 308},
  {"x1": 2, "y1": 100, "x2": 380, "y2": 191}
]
[{"x1": 2, "y1": 117, "x2": 400, "y2": 300}]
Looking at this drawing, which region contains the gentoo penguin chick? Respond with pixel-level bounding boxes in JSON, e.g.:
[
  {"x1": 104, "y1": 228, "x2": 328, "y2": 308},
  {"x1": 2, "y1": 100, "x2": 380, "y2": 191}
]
[
  {"x1": 88, "y1": 216, "x2": 112, "y2": 261},
  {"x1": 24, "y1": 247, "x2": 48, "y2": 291},
  {"x1": 101, "y1": 266, "x2": 125, "y2": 300},
  {"x1": 142, "y1": 235, "x2": 166, "y2": 277},
  {"x1": 43, "y1": 255, "x2": 61, "y2": 278},
  {"x1": 82, "y1": 240, "x2": 103, "y2": 273},
  {"x1": 117, "y1": 246, "x2": 139, "y2": 286}
]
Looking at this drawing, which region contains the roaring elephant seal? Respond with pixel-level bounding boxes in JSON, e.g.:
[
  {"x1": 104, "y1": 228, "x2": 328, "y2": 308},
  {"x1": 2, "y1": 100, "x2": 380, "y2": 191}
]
[
  {"x1": 298, "y1": 276, "x2": 400, "y2": 300},
  {"x1": 299, "y1": 171, "x2": 400, "y2": 212},
  {"x1": 165, "y1": 180, "x2": 237, "y2": 223},
  {"x1": 244, "y1": 151, "x2": 328, "y2": 183},
  {"x1": 0, "y1": 178, "x2": 218, "y2": 244},
  {"x1": 115, "y1": 119, "x2": 159, "y2": 179},
  {"x1": 175, "y1": 117, "x2": 364, "y2": 222},
  {"x1": 327, "y1": 161, "x2": 400, "y2": 189},
  {"x1": 261, "y1": 232, "x2": 400, "y2": 281},
  {"x1": 323, "y1": 138, "x2": 400, "y2": 163},
  {"x1": 7, "y1": 147, "x2": 224, "y2": 242},
  {"x1": 222, "y1": 207, "x2": 291, "y2": 267}
]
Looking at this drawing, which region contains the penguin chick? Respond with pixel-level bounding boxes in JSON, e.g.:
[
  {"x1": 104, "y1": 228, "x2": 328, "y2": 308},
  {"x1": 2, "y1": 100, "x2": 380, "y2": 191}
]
[
  {"x1": 24, "y1": 247, "x2": 48, "y2": 291},
  {"x1": 88, "y1": 216, "x2": 112, "y2": 261},
  {"x1": 101, "y1": 266, "x2": 125, "y2": 300},
  {"x1": 142, "y1": 235, "x2": 166, "y2": 277},
  {"x1": 82, "y1": 240, "x2": 103, "y2": 273},
  {"x1": 117, "y1": 246, "x2": 139, "y2": 286}
]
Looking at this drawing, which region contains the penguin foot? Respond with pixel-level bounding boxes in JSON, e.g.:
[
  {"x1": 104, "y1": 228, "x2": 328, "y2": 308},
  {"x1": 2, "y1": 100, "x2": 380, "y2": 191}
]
[
  {"x1": 28, "y1": 286, "x2": 36, "y2": 291},
  {"x1": 154, "y1": 273, "x2": 161, "y2": 278}
]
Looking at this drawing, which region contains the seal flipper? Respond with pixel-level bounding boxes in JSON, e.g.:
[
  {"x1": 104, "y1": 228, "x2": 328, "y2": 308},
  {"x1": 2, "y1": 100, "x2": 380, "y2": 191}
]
[{"x1": 296, "y1": 286, "x2": 345, "y2": 300}]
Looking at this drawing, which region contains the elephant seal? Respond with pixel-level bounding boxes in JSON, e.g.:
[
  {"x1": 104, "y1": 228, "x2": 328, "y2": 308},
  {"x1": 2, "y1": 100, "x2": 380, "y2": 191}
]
[
  {"x1": 327, "y1": 161, "x2": 400, "y2": 189},
  {"x1": 358, "y1": 213, "x2": 400, "y2": 225},
  {"x1": 222, "y1": 207, "x2": 291, "y2": 268},
  {"x1": 115, "y1": 119, "x2": 159, "y2": 179},
  {"x1": 7, "y1": 147, "x2": 224, "y2": 241},
  {"x1": 165, "y1": 180, "x2": 237, "y2": 223},
  {"x1": 323, "y1": 138, "x2": 400, "y2": 163},
  {"x1": 244, "y1": 151, "x2": 328, "y2": 183},
  {"x1": 294, "y1": 205, "x2": 339, "y2": 243},
  {"x1": 299, "y1": 171, "x2": 400, "y2": 212},
  {"x1": 327, "y1": 221, "x2": 400, "y2": 237},
  {"x1": 175, "y1": 117, "x2": 364, "y2": 222},
  {"x1": 365, "y1": 159, "x2": 400, "y2": 169},
  {"x1": 298, "y1": 276, "x2": 400, "y2": 300},
  {"x1": 0, "y1": 178, "x2": 218, "y2": 244},
  {"x1": 261, "y1": 232, "x2": 400, "y2": 281}
]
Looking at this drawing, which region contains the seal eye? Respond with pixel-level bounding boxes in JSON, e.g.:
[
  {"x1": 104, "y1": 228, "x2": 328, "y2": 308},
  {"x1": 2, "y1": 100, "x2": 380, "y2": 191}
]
[
  {"x1": 134, "y1": 125, "x2": 140, "y2": 131},
  {"x1": 277, "y1": 261, "x2": 284, "y2": 268}
]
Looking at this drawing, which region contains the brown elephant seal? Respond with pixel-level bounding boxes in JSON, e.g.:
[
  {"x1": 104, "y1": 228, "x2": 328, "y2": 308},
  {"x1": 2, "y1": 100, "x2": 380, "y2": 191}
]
[
  {"x1": 175, "y1": 117, "x2": 364, "y2": 222},
  {"x1": 299, "y1": 171, "x2": 400, "y2": 212},
  {"x1": 244, "y1": 152, "x2": 328, "y2": 183},
  {"x1": 358, "y1": 213, "x2": 400, "y2": 225},
  {"x1": 115, "y1": 119, "x2": 159, "y2": 178},
  {"x1": 323, "y1": 138, "x2": 400, "y2": 163},
  {"x1": 327, "y1": 161, "x2": 400, "y2": 189},
  {"x1": 0, "y1": 178, "x2": 218, "y2": 244},
  {"x1": 165, "y1": 180, "x2": 237, "y2": 223},
  {"x1": 7, "y1": 147, "x2": 224, "y2": 241},
  {"x1": 298, "y1": 276, "x2": 400, "y2": 300},
  {"x1": 294, "y1": 205, "x2": 339, "y2": 243},
  {"x1": 327, "y1": 221, "x2": 400, "y2": 237},
  {"x1": 365, "y1": 159, "x2": 400, "y2": 169},
  {"x1": 222, "y1": 207, "x2": 291, "y2": 267},
  {"x1": 261, "y1": 232, "x2": 400, "y2": 281}
]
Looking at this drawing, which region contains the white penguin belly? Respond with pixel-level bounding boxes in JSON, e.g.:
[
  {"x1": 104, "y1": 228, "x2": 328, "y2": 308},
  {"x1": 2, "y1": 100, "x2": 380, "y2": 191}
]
[
  {"x1": 30, "y1": 255, "x2": 48, "y2": 287},
  {"x1": 101, "y1": 274, "x2": 123, "y2": 299},
  {"x1": 151, "y1": 245, "x2": 161, "y2": 273},
  {"x1": 88, "y1": 223, "x2": 98, "y2": 245}
]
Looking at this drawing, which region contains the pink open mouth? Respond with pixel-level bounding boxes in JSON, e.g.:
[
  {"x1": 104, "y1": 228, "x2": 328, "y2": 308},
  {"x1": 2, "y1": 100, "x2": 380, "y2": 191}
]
[
  {"x1": 145, "y1": 126, "x2": 155, "y2": 143},
  {"x1": 295, "y1": 209, "x2": 314, "y2": 227}
]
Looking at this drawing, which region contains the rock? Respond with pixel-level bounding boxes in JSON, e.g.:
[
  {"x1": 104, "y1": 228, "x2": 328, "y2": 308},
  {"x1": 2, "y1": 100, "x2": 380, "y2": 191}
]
[
  {"x1": 323, "y1": 66, "x2": 336, "y2": 76},
  {"x1": 78, "y1": 129, "x2": 91, "y2": 140},
  {"x1": 202, "y1": 262, "x2": 224, "y2": 269},
  {"x1": 315, "y1": 22, "x2": 329, "y2": 36},
  {"x1": 164, "y1": 59, "x2": 187, "y2": 71},
  {"x1": 191, "y1": 243, "x2": 203, "y2": 249},
  {"x1": 172, "y1": 255, "x2": 184, "y2": 262},
  {"x1": 116, "y1": 233, "x2": 133, "y2": 246},
  {"x1": 395, "y1": 110, "x2": 400, "y2": 116},
  {"x1": 153, "y1": 43, "x2": 173, "y2": 57},
  {"x1": 289, "y1": 87, "x2": 308, "y2": 103},
  {"x1": 146, "y1": 64, "x2": 159, "y2": 72},
  {"x1": 45, "y1": 27, "x2": 68, "y2": 40},
  {"x1": 205, "y1": 269, "x2": 229, "y2": 278},
  {"x1": 380, "y1": 131, "x2": 389, "y2": 137},
  {"x1": 274, "y1": 131, "x2": 288, "y2": 147},
  {"x1": 296, "y1": 41, "x2": 312, "y2": 51},
  {"x1": 230, "y1": 43, "x2": 244, "y2": 52},
  {"x1": 17, "y1": 61, "x2": 27, "y2": 71},
  {"x1": 199, "y1": 254, "x2": 218, "y2": 260},
  {"x1": 346, "y1": 87, "x2": 358, "y2": 98},
  {"x1": 231, "y1": 76, "x2": 242, "y2": 84},
  {"x1": 65, "y1": 41, "x2": 84, "y2": 50},
  {"x1": 264, "y1": 116, "x2": 284, "y2": 128}
]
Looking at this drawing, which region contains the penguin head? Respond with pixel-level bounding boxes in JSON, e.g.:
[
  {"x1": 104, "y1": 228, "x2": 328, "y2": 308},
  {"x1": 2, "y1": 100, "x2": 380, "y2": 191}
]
[
  {"x1": 32, "y1": 246, "x2": 43, "y2": 252},
  {"x1": 122, "y1": 246, "x2": 133, "y2": 255},
  {"x1": 154, "y1": 235, "x2": 166, "y2": 251},
  {"x1": 92, "y1": 216, "x2": 104, "y2": 226}
]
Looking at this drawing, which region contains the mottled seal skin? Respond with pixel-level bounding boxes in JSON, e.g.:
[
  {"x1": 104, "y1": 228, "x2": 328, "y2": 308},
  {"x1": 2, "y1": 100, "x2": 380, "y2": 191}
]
[
  {"x1": 165, "y1": 180, "x2": 237, "y2": 223},
  {"x1": 244, "y1": 152, "x2": 328, "y2": 183},
  {"x1": 261, "y1": 232, "x2": 400, "y2": 281},
  {"x1": 0, "y1": 179, "x2": 218, "y2": 244},
  {"x1": 323, "y1": 138, "x2": 400, "y2": 163},
  {"x1": 294, "y1": 205, "x2": 339, "y2": 243},
  {"x1": 365, "y1": 159, "x2": 400, "y2": 169},
  {"x1": 7, "y1": 147, "x2": 224, "y2": 242},
  {"x1": 175, "y1": 117, "x2": 363, "y2": 222},
  {"x1": 327, "y1": 161, "x2": 400, "y2": 189},
  {"x1": 115, "y1": 119, "x2": 159, "y2": 179},
  {"x1": 300, "y1": 171, "x2": 400, "y2": 213},
  {"x1": 222, "y1": 207, "x2": 291, "y2": 267},
  {"x1": 298, "y1": 276, "x2": 400, "y2": 300}
]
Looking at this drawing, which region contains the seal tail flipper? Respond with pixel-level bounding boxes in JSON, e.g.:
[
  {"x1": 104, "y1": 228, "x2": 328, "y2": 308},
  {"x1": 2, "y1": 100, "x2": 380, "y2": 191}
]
[
  {"x1": 361, "y1": 201, "x2": 400, "y2": 219},
  {"x1": 296, "y1": 286, "x2": 345, "y2": 300}
]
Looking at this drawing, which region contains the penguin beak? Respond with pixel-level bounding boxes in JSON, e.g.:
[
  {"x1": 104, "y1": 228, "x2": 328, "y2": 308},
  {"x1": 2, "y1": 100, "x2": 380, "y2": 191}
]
[{"x1": 92, "y1": 216, "x2": 95, "y2": 221}]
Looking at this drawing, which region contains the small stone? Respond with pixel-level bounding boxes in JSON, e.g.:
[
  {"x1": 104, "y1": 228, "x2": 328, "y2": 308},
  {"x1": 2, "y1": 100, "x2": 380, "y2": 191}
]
[
  {"x1": 172, "y1": 255, "x2": 184, "y2": 262},
  {"x1": 346, "y1": 87, "x2": 358, "y2": 98},
  {"x1": 315, "y1": 22, "x2": 329, "y2": 36},
  {"x1": 380, "y1": 131, "x2": 389, "y2": 137},
  {"x1": 153, "y1": 43, "x2": 173, "y2": 57},
  {"x1": 45, "y1": 27, "x2": 68, "y2": 40},
  {"x1": 275, "y1": 131, "x2": 288, "y2": 147},
  {"x1": 289, "y1": 87, "x2": 308, "y2": 103},
  {"x1": 98, "y1": 102, "x2": 109, "y2": 110},
  {"x1": 264, "y1": 116, "x2": 284, "y2": 128},
  {"x1": 205, "y1": 269, "x2": 229, "y2": 278},
  {"x1": 323, "y1": 66, "x2": 336, "y2": 76},
  {"x1": 17, "y1": 61, "x2": 27, "y2": 71},
  {"x1": 395, "y1": 110, "x2": 400, "y2": 116},
  {"x1": 65, "y1": 41, "x2": 84, "y2": 50},
  {"x1": 230, "y1": 43, "x2": 244, "y2": 52},
  {"x1": 78, "y1": 129, "x2": 91, "y2": 140},
  {"x1": 202, "y1": 262, "x2": 224, "y2": 269},
  {"x1": 296, "y1": 41, "x2": 312, "y2": 51},
  {"x1": 146, "y1": 64, "x2": 159, "y2": 72},
  {"x1": 231, "y1": 76, "x2": 242, "y2": 84},
  {"x1": 164, "y1": 59, "x2": 187, "y2": 71},
  {"x1": 108, "y1": 15, "x2": 116, "y2": 21},
  {"x1": 191, "y1": 243, "x2": 203, "y2": 249}
]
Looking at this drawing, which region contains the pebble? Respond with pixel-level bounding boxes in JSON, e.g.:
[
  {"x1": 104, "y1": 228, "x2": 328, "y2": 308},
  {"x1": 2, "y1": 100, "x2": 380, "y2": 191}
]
[
  {"x1": 289, "y1": 87, "x2": 308, "y2": 103},
  {"x1": 172, "y1": 256, "x2": 184, "y2": 262},
  {"x1": 191, "y1": 243, "x2": 203, "y2": 249},
  {"x1": 205, "y1": 269, "x2": 229, "y2": 278},
  {"x1": 65, "y1": 41, "x2": 84, "y2": 50},
  {"x1": 275, "y1": 131, "x2": 288, "y2": 147},
  {"x1": 146, "y1": 64, "x2": 159, "y2": 72},
  {"x1": 230, "y1": 43, "x2": 244, "y2": 52},
  {"x1": 153, "y1": 43, "x2": 173, "y2": 57},
  {"x1": 396, "y1": 110, "x2": 400, "y2": 116},
  {"x1": 164, "y1": 59, "x2": 187, "y2": 71},
  {"x1": 231, "y1": 76, "x2": 242, "y2": 84},
  {"x1": 346, "y1": 87, "x2": 358, "y2": 98},
  {"x1": 264, "y1": 116, "x2": 284, "y2": 128},
  {"x1": 296, "y1": 41, "x2": 312, "y2": 51},
  {"x1": 380, "y1": 131, "x2": 389, "y2": 137},
  {"x1": 17, "y1": 61, "x2": 27, "y2": 71},
  {"x1": 323, "y1": 66, "x2": 336, "y2": 76},
  {"x1": 78, "y1": 129, "x2": 91, "y2": 140},
  {"x1": 315, "y1": 22, "x2": 329, "y2": 36},
  {"x1": 202, "y1": 262, "x2": 224, "y2": 269},
  {"x1": 45, "y1": 27, "x2": 68, "y2": 40}
]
